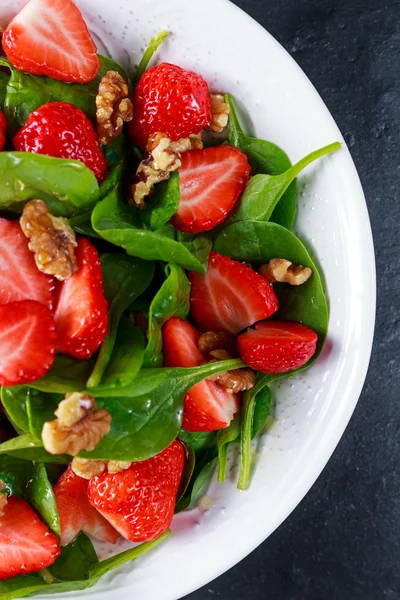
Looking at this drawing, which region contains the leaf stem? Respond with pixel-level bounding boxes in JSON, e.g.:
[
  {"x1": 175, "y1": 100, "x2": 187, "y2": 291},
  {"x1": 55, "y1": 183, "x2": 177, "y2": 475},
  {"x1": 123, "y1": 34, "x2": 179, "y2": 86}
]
[{"x1": 134, "y1": 31, "x2": 169, "y2": 85}]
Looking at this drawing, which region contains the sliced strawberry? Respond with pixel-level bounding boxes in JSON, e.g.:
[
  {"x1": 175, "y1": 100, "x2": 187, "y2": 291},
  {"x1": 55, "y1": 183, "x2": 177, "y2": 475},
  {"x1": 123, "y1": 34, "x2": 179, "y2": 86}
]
[
  {"x1": 2, "y1": 0, "x2": 100, "y2": 83},
  {"x1": 238, "y1": 320, "x2": 318, "y2": 374},
  {"x1": 171, "y1": 146, "x2": 251, "y2": 234},
  {"x1": 163, "y1": 317, "x2": 240, "y2": 431},
  {"x1": 0, "y1": 218, "x2": 55, "y2": 308},
  {"x1": 54, "y1": 238, "x2": 108, "y2": 360},
  {"x1": 0, "y1": 496, "x2": 60, "y2": 580},
  {"x1": 54, "y1": 466, "x2": 119, "y2": 546},
  {"x1": 0, "y1": 300, "x2": 56, "y2": 386},
  {"x1": 87, "y1": 441, "x2": 184, "y2": 542},
  {"x1": 0, "y1": 112, "x2": 6, "y2": 151},
  {"x1": 189, "y1": 251, "x2": 278, "y2": 334}
]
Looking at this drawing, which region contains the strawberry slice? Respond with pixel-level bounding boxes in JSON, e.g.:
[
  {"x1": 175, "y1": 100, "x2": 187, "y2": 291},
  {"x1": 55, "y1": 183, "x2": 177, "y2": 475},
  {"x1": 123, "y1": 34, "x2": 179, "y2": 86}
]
[
  {"x1": 0, "y1": 218, "x2": 55, "y2": 308},
  {"x1": 0, "y1": 496, "x2": 60, "y2": 580},
  {"x1": 163, "y1": 317, "x2": 240, "y2": 431},
  {"x1": 0, "y1": 300, "x2": 56, "y2": 386},
  {"x1": 2, "y1": 0, "x2": 100, "y2": 83},
  {"x1": 0, "y1": 112, "x2": 6, "y2": 151},
  {"x1": 54, "y1": 466, "x2": 119, "y2": 546},
  {"x1": 189, "y1": 251, "x2": 278, "y2": 334},
  {"x1": 87, "y1": 441, "x2": 184, "y2": 542},
  {"x1": 54, "y1": 238, "x2": 108, "y2": 360},
  {"x1": 171, "y1": 146, "x2": 251, "y2": 234},
  {"x1": 238, "y1": 320, "x2": 318, "y2": 374}
]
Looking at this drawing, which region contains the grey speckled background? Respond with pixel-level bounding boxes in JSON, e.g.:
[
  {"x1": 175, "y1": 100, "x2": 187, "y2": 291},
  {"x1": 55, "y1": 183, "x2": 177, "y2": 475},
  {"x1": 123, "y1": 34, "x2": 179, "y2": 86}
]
[{"x1": 184, "y1": 0, "x2": 400, "y2": 598}]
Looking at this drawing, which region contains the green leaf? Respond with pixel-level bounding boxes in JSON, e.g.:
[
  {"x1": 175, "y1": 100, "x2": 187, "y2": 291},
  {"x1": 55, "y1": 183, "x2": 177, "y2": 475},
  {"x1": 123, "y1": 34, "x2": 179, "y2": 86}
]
[
  {"x1": 225, "y1": 93, "x2": 297, "y2": 229},
  {"x1": 1, "y1": 386, "x2": 30, "y2": 434},
  {"x1": 176, "y1": 444, "x2": 195, "y2": 504},
  {"x1": 82, "y1": 359, "x2": 245, "y2": 462},
  {"x1": 0, "y1": 435, "x2": 69, "y2": 463},
  {"x1": 99, "y1": 134, "x2": 129, "y2": 200},
  {"x1": 0, "y1": 575, "x2": 46, "y2": 600},
  {"x1": 91, "y1": 184, "x2": 206, "y2": 273},
  {"x1": 26, "y1": 463, "x2": 60, "y2": 536},
  {"x1": 0, "y1": 152, "x2": 99, "y2": 217},
  {"x1": 143, "y1": 263, "x2": 190, "y2": 367},
  {"x1": 178, "y1": 430, "x2": 217, "y2": 453},
  {"x1": 87, "y1": 254, "x2": 154, "y2": 389},
  {"x1": 49, "y1": 533, "x2": 98, "y2": 581},
  {"x1": 0, "y1": 455, "x2": 34, "y2": 497},
  {"x1": 29, "y1": 356, "x2": 94, "y2": 394},
  {"x1": 176, "y1": 458, "x2": 218, "y2": 512},
  {"x1": 68, "y1": 211, "x2": 101, "y2": 239},
  {"x1": 251, "y1": 385, "x2": 273, "y2": 439},
  {"x1": 26, "y1": 390, "x2": 61, "y2": 440},
  {"x1": 217, "y1": 413, "x2": 241, "y2": 482},
  {"x1": 134, "y1": 31, "x2": 169, "y2": 84},
  {"x1": 0, "y1": 70, "x2": 10, "y2": 109},
  {"x1": 176, "y1": 231, "x2": 212, "y2": 271},
  {"x1": 140, "y1": 172, "x2": 180, "y2": 231}
]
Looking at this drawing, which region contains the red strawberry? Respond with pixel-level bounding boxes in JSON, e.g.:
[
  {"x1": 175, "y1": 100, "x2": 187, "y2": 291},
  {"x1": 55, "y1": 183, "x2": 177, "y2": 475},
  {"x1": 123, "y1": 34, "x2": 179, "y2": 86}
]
[
  {"x1": 171, "y1": 146, "x2": 251, "y2": 234},
  {"x1": 0, "y1": 496, "x2": 60, "y2": 580},
  {"x1": 163, "y1": 317, "x2": 240, "y2": 431},
  {"x1": 189, "y1": 252, "x2": 278, "y2": 334},
  {"x1": 238, "y1": 320, "x2": 318, "y2": 374},
  {"x1": 87, "y1": 441, "x2": 184, "y2": 542},
  {"x1": 129, "y1": 62, "x2": 212, "y2": 149},
  {"x1": 0, "y1": 112, "x2": 6, "y2": 151},
  {"x1": 0, "y1": 300, "x2": 56, "y2": 386},
  {"x1": 54, "y1": 466, "x2": 118, "y2": 546},
  {"x1": 0, "y1": 218, "x2": 55, "y2": 308},
  {"x1": 13, "y1": 102, "x2": 107, "y2": 181},
  {"x1": 2, "y1": 0, "x2": 100, "y2": 83},
  {"x1": 54, "y1": 238, "x2": 108, "y2": 360}
]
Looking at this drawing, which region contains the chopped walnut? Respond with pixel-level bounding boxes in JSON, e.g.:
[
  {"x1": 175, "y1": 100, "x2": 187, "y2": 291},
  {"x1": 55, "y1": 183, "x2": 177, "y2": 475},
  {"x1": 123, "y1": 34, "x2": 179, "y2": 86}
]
[
  {"x1": 198, "y1": 331, "x2": 237, "y2": 355},
  {"x1": 71, "y1": 457, "x2": 106, "y2": 479},
  {"x1": 42, "y1": 392, "x2": 111, "y2": 456},
  {"x1": 0, "y1": 480, "x2": 8, "y2": 517},
  {"x1": 209, "y1": 349, "x2": 233, "y2": 361},
  {"x1": 20, "y1": 200, "x2": 77, "y2": 281},
  {"x1": 207, "y1": 94, "x2": 230, "y2": 133},
  {"x1": 130, "y1": 131, "x2": 203, "y2": 207},
  {"x1": 108, "y1": 460, "x2": 131, "y2": 474},
  {"x1": 259, "y1": 258, "x2": 312, "y2": 286},
  {"x1": 208, "y1": 349, "x2": 256, "y2": 393},
  {"x1": 96, "y1": 70, "x2": 133, "y2": 145}
]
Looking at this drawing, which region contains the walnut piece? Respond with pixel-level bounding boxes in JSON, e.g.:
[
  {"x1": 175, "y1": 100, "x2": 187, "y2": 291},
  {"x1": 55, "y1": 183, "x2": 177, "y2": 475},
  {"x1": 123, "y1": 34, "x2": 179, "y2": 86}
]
[
  {"x1": 0, "y1": 480, "x2": 8, "y2": 517},
  {"x1": 42, "y1": 392, "x2": 111, "y2": 456},
  {"x1": 130, "y1": 131, "x2": 203, "y2": 207},
  {"x1": 209, "y1": 349, "x2": 233, "y2": 361},
  {"x1": 207, "y1": 347, "x2": 256, "y2": 393},
  {"x1": 207, "y1": 94, "x2": 230, "y2": 133},
  {"x1": 108, "y1": 460, "x2": 131, "y2": 474},
  {"x1": 198, "y1": 331, "x2": 237, "y2": 355},
  {"x1": 96, "y1": 70, "x2": 133, "y2": 145},
  {"x1": 259, "y1": 258, "x2": 312, "y2": 286},
  {"x1": 71, "y1": 457, "x2": 131, "y2": 479},
  {"x1": 20, "y1": 200, "x2": 77, "y2": 281}
]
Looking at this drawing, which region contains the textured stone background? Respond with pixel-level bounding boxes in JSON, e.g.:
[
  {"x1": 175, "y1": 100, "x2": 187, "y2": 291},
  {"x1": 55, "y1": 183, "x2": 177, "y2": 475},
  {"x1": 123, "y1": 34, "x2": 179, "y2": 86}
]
[{"x1": 184, "y1": 0, "x2": 399, "y2": 598}]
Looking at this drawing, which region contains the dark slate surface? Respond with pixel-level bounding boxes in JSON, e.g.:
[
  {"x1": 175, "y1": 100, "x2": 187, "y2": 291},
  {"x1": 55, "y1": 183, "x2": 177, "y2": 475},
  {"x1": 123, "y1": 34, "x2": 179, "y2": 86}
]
[{"x1": 184, "y1": 0, "x2": 400, "y2": 598}]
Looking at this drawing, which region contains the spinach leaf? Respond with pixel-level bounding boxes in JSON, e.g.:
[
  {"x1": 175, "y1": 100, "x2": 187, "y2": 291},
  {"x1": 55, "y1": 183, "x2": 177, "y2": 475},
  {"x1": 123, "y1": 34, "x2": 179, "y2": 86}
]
[
  {"x1": 87, "y1": 254, "x2": 154, "y2": 389},
  {"x1": 251, "y1": 385, "x2": 273, "y2": 439},
  {"x1": 140, "y1": 172, "x2": 180, "y2": 231},
  {"x1": 134, "y1": 31, "x2": 169, "y2": 85},
  {"x1": 0, "y1": 435, "x2": 69, "y2": 463},
  {"x1": 26, "y1": 390, "x2": 61, "y2": 440},
  {"x1": 0, "y1": 455, "x2": 34, "y2": 497},
  {"x1": 69, "y1": 211, "x2": 101, "y2": 239},
  {"x1": 176, "y1": 458, "x2": 218, "y2": 512},
  {"x1": 99, "y1": 134, "x2": 128, "y2": 200},
  {"x1": 217, "y1": 413, "x2": 241, "y2": 483},
  {"x1": 29, "y1": 356, "x2": 93, "y2": 394},
  {"x1": 82, "y1": 359, "x2": 245, "y2": 462},
  {"x1": 225, "y1": 93, "x2": 296, "y2": 229},
  {"x1": 1, "y1": 386, "x2": 30, "y2": 434},
  {"x1": 0, "y1": 575, "x2": 46, "y2": 600},
  {"x1": 214, "y1": 221, "x2": 328, "y2": 345},
  {"x1": 91, "y1": 185, "x2": 206, "y2": 273},
  {"x1": 26, "y1": 463, "x2": 60, "y2": 536},
  {"x1": 176, "y1": 231, "x2": 212, "y2": 271},
  {"x1": 230, "y1": 141, "x2": 340, "y2": 225},
  {"x1": 178, "y1": 430, "x2": 217, "y2": 453},
  {"x1": 0, "y1": 70, "x2": 10, "y2": 110},
  {"x1": 143, "y1": 263, "x2": 190, "y2": 367},
  {"x1": 0, "y1": 152, "x2": 99, "y2": 217},
  {"x1": 49, "y1": 533, "x2": 98, "y2": 581},
  {"x1": 176, "y1": 444, "x2": 195, "y2": 504}
]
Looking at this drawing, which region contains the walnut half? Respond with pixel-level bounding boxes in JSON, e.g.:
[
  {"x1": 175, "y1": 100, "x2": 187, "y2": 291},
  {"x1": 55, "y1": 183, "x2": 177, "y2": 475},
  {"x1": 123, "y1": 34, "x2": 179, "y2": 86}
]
[
  {"x1": 96, "y1": 70, "x2": 133, "y2": 145},
  {"x1": 0, "y1": 480, "x2": 8, "y2": 517},
  {"x1": 259, "y1": 258, "x2": 312, "y2": 286},
  {"x1": 207, "y1": 94, "x2": 230, "y2": 133},
  {"x1": 71, "y1": 457, "x2": 131, "y2": 479},
  {"x1": 42, "y1": 393, "x2": 111, "y2": 456}
]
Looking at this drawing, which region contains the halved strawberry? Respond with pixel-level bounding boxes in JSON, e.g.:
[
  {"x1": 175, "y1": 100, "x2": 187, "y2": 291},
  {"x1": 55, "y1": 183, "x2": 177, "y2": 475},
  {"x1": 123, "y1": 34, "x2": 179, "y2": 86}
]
[
  {"x1": 0, "y1": 300, "x2": 56, "y2": 386},
  {"x1": 163, "y1": 317, "x2": 240, "y2": 431},
  {"x1": 0, "y1": 496, "x2": 60, "y2": 580},
  {"x1": 0, "y1": 218, "x2": 55, "y2": 308},
  {"x1": 0, "y1": 112, "x2": 6, "y2": 151},
  {"x1": 54, "y1": 466, "x2": 119, "y2": 546},
  {"x1": 238, "y1": 320, "x2": 318, "y2": 374},
  {"x1": 54, "y1": 238, "x2": 108, "y2": 360},
  {"x1": 171, "y1": 146, "x2": 251, "y2": 234},
  {"x1": 87, "y1": 441, "x2": 184, "y2": 543},
  {"x1": 2, "y1": 0, "x2": 100, "y2": 83},
  {"x1": 189, "y1": 252, "x2": 278, "y2": 334}
]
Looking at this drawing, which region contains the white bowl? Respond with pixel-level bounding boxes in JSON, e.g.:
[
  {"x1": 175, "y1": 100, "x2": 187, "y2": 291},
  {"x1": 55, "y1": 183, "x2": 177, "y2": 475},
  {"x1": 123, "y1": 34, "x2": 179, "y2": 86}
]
[{"x1": 2, "y1": 0, "x2": 376, "y2": 598}]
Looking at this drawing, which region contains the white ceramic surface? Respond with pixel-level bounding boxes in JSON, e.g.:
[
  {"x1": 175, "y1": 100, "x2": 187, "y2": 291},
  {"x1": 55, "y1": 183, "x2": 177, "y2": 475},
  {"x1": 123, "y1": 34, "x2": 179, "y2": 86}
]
[{"x1": 1, "y1": 0, "x2": 376, "y2": 598}]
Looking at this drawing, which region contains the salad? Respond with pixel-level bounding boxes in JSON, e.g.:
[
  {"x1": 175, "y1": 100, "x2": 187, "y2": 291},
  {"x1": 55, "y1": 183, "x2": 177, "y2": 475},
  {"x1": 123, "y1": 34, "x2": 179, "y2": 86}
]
[{"x1": 0, "y1": 0, "x2": 340, "y2": 595}]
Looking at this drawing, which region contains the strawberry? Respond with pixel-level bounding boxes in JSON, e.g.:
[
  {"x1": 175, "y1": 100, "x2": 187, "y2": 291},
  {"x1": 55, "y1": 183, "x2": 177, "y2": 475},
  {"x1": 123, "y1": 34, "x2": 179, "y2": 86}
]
[
  {"x1": 0, "y1": 300, "x2": 56, "y2": 386},
  {"x1": 189, "y1": 252, "x2": 279, "y2": 334},
  {"x1": 0, "y1": 112, "x2": 6, "y2": 151},
  {"x1": 54, "y1": 466, "x2": 118, "y2": 546},
  {"x1": 0, "y1": 496, "x2": 60, "y2": 580},
  {"x1": 0, "y1": 218, "x2": 55, "y2": 308},
  {"x1": 13, "y1": 102, "x2": 107, "y2": 181},
  {"x1": 87, "y1": 441, "x2": 184, "y2": 543},
  {"x1": 129, "y1": 62, "x2": 212, "y2": 149},
  {"x1": 2, "y1": 0, "x2": 100, "y2": 83},
  {"x1": 238, "y1": 320, "x2": 318, "y2": 374},
  {"x1": 171, "y1": 146, "x2": 251, "y2": 234},
  {"x1": 54, "y1": 238, "x2": 108, "y2": 360},
  {"x1": 163, "y1": 317, "x2": 240, "y2": 431}
]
